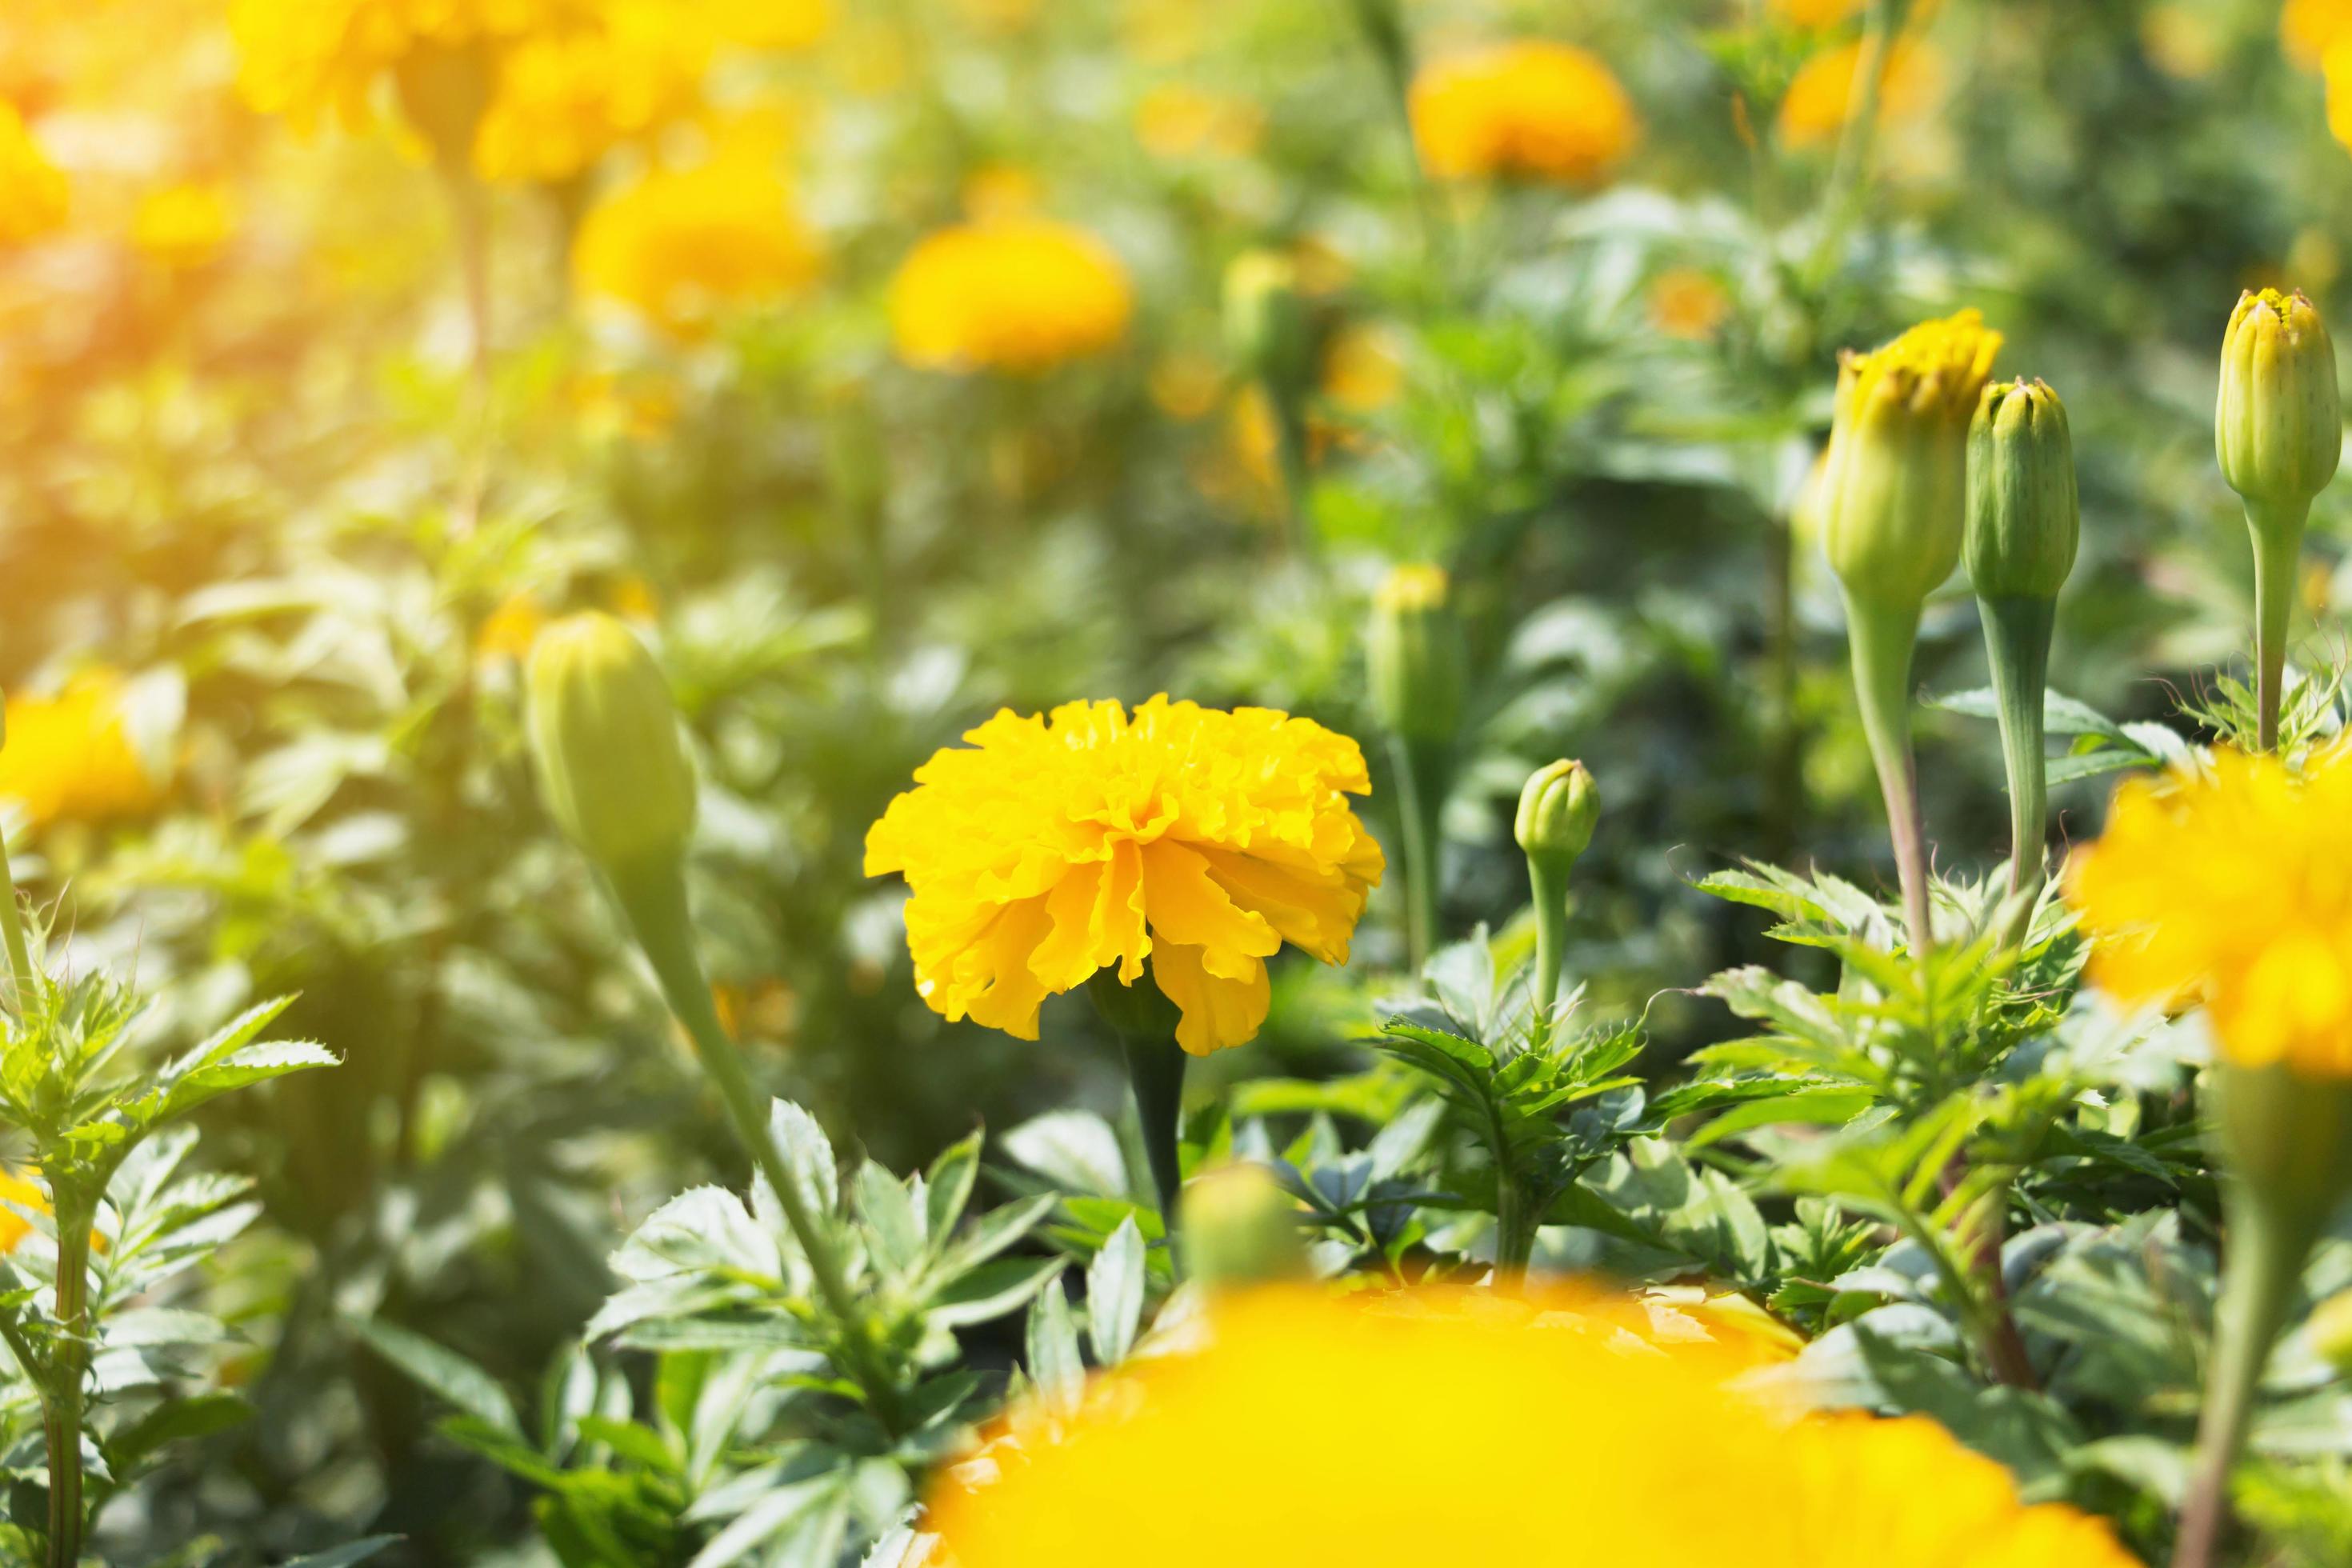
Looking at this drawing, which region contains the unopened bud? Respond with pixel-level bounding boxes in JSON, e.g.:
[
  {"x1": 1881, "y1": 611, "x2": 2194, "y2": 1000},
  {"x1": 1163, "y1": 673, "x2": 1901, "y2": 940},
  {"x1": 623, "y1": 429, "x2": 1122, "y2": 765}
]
[
  {"x1": 1514, "y1": 759, "x2": 1598, "y2": 869},
  {"x1": 1366, "y1": 564, "x2": 1465, "y2": 744},
  {"x1": 1965, "y1": 379, "x2": 2078, "y2": 602},
  {"x1": 2218, "y1": 288, "x2": 2342, "y2": 513},
  {"x1": 1179, "y1": 1163, "x2": 1308, "y2": 1286},
  {"x1": 526, "y1": 613, "x2": 698, "y2": 877}
]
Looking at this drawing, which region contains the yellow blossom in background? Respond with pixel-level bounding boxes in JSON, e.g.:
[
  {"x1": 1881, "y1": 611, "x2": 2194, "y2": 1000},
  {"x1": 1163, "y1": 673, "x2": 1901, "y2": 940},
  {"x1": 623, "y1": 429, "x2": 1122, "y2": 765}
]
[
  {"x1": 573, "y1": 144, "x2": 822, "y2": 338},
  {"x1": 698, "y1": 0, "x2": 831, "y2": 53},
  {"x1": 930, "y1": 1286, "x2": 2140, "y2": 1568},
  {"x1": 1410, "y1": 40, "x2": 1638, "y2": 186},
  {"x1": 1322, "y1": 322, "x2": 1405, "y2": 414},
  {"x1": 0, "y1": 102, "x2": 67, "y2": 244},
  {"x1": 0, "y1": 675, "x2": 166, "y2": 830},
  {"x1": 1770, "y1": 0, "x2": 1863, "y2": 27},
  {"x1": 1649, "y1": 266, "x2": 1733, "y2": 341},
  {"x1": 476, "y1": 592, "x2": 550, "y2": 662},
  {"x1": 2070, "y1": 749, "x2": 2352, "y2": 1078},
  {"x1": 1150, "y1": 350, "x2": 1224, "y2": 422},
  {"x1": 131, "y1": 182, "x2": 238, "y2": 269},
  {"x1": 2286, "y1": 0, "x2": 2352, "y2": 70},
  {"x1": 1125, "y1": 0, "x2": 1207, "y2": 66},
  {"x1": 229, "y1": 0, "x2": 591, "y2": 134},
  {"x1": 864, "y1": 698, "x2": 1383, "y2": 1055},
  {"x1": 960, "y1": 163, "x2": 1044, "y2": 222},
  {"x1": 2142, "y1": 4, "x2": 2222, "y2": 81},
  {"x1": 888, "y1": 219, "x2": 1134, "y2": 374},
  {"x1": 2325, "y1": 41, "x2": 2352, "y2": 155},
  {"x1": 1134, "y1": 83, "x2": 1266, "y2": 162},
  {"x1": 473, "y1": 4, "x2": 708, "y2": 183},
  {"x1": 0, "y1": 1167, "x2": 46, "y2": 1254},
  {"x1": 1779, "y1": 37, "x2": 1942, "y2": 151}
]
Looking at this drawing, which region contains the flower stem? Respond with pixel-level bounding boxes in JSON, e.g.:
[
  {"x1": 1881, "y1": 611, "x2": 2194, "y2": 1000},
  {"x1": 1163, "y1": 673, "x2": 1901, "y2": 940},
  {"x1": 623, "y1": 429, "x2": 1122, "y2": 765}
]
[
  {"x1": 1121, "y1": 1033, "x2": 1188, "y2": 1231},
  {"x1": 1388, "y1": 734, "x2": 1447, "y2": 973},
  {"x1": 43, "y1": 1189, "x2": 91, "y2": 1568},
  {"x1": 608, "y1": 860, "x2": 906, "y2": 1438},
  {"x1": 1979, "y1": 595, "x2": 2054, "y2": 902},
  {"x1": 0, "y1": 826, "x2": 38, "y2": 1018},
  {"x1": 1526, "y1": 854, "x2": 1571, "y2": 1050},
  {"x1": 1843, "y1": 591, "x2": 1934, "y2": 952},
  {"x1": 2246, "y1": 498, "x2": 2308, "y2": 754}
]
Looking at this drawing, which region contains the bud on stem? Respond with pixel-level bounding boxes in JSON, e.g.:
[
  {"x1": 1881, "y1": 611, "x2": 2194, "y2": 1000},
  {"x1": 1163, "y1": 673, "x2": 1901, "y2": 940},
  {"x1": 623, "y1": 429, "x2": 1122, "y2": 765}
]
[
  {"x1": 1369, "y1": 566, "x2": 1464, "y2": 972},
  {"x1": 1181, "y1": 1164, "x2": 1308, "y2": 1286},
  {"x1": 1514, "y1": 760, "x2": 1598, "y2": 1047}
]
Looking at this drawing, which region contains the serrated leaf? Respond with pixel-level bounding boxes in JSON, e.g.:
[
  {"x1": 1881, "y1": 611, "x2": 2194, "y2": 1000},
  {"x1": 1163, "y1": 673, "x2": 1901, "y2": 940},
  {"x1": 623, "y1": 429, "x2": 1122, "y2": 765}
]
[{"x1": 352, "y1": 1319, "x2": 521, "y2": 1439}]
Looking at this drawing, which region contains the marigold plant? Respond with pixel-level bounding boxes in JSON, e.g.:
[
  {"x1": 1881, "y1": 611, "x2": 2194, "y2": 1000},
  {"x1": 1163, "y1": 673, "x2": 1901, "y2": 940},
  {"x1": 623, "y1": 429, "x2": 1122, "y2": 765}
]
[
  {"x1": 888, "y1": 218, "x2": 1134, "y2": 374},
  {"x1": 1407, "y1": 40, "x2": 1638, "y2": 186}
]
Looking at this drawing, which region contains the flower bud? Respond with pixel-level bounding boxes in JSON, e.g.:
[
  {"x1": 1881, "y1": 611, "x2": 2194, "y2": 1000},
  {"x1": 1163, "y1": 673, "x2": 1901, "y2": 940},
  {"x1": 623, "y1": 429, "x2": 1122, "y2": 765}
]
[
  {"x1": 1514, "y1": 759, "x2": 1598, "y2": 869},
  {"x1": 1366, "y1": 564, "x2": 1465, "y2": 744},
  {"x1": 1224, "y1": 250, "x2": 1316, "y2": 394},
  {"x1": 1965, "y1": 379, "x2": 2078, "y2": 602},
  {"x1": 526, "y1": 613, "x2": 698, "y2": 877},
  {"x1": 2217, "y1": 288, "x2": 2342, "y2": 512},
  {"x1": 2311, "y1": 1288, "x2": 2352, "y2": 1376},
  {"x1": 1179, "y1": 1162, "x2": 1309, "y2": 1286},
  {"x1": 1822, "y1": 310, "x2": 2003, "y2": 611}
]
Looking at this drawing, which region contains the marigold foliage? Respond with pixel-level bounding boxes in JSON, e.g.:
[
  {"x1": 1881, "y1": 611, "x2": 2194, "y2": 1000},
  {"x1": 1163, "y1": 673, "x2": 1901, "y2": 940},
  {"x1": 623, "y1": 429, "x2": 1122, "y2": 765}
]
[
  {"x1": 572, "y1": 144, "x2": 822, "y2": 338},
  {"x1": 0, "y1": 102, "x2": 67, "y2": 245},
  {"x1": 863, "y1": 698, "x2": 1383, "y2": 1055},
  {"x1": 929, "y1": 1286, "x2": 2140, "y2": 1567},
  {"x1": 2070, "y1": 748, "x2": 2352, "y2": 1078},
  {"x1": 0, "y1": 676, "x2": 166, "y2": 830},
  {"x1": 888, "y1": 219, "x2": 1134, "y2": 373},
  {"x1": 1408, "y1": 40, "x2": 1638, "y2": 186}
]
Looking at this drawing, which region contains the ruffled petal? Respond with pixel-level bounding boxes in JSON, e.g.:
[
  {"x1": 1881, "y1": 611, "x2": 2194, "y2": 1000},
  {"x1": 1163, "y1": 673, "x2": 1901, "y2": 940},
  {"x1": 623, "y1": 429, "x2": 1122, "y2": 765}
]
[
  {"x1": 1141, "y1": 841, "x2": 1280, "y2": 980},
  {"x1": 1151, "y1": 942, "x2": 1270, "y2": 1056}
]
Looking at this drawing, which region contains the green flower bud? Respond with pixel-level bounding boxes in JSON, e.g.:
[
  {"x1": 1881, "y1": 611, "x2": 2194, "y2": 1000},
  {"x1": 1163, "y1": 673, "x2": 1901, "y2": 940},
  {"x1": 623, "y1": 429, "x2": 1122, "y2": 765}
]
[
  {"x1": 2310, "y1": 1288, "x2": 2352, "y2": 1377},
  {"x1": 526, "y1": 613, "x2": 698, "y2": 877},
  {"x1": 1822, "y1": 310, "x2": 2003, "y2": 613},
  {"x1": 1179, "y1": 1163, "x2": 1309, "y2": 1286},
  {"x1": 1224, "y1": 250, "x2": 1317, "y2": 394},
  {"x1": 1366, "y1": 564, "x2": 1465, "y2": 744},
  {"x1": 2218, "y1": 288, "x2": 2342, "y2": 513},
  {"x1": 1514, "y1": 759, "x2": 1598, "y2": 869},
  {"x1": 1965, "y1": 379, "x2": 2078, "y2": 602}
]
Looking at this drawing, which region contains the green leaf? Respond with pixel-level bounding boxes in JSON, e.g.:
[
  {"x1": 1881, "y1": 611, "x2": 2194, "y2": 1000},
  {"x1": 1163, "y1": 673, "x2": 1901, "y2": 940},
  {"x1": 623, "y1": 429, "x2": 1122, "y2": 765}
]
[
  {"x1": 282, "y1": 1538, "x2": 402, "y2": 1568},
  {"x1": 1024, "y1": 1276, "x2": 1084, "y2": 1417},
  {"x1": 1929, "y1": 686, "x2": 2129, "y2": 742},
  {"x1": 1086, "y1": 1217, "x2": 1146, "y2": 1366},
  {"x1": 854, "y1": 1161, "x2": 924, "y2": 1282},
  {"x1": 924, "y1": 1132, "x2": 983, "y2": 1245},
  {"x1": 353, "y1": 1318, "x2": 523, "y2": 1439},
  {"x1": 104, "y1": 1392, "x2": 252, "y2": 1477},
  {"x1": 1002, "y1": 1111, "x2": 1127, "y2": 1197}
]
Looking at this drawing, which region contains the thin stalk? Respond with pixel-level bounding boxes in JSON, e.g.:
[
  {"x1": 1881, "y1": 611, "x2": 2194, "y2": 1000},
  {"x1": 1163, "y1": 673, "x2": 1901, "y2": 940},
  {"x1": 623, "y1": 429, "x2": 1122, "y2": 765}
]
[
  {"x1": 1980, "y1": 595, "x2": 2054, "y2": 901},
  {"x1": 1493, "y1": 1170, "x2": 1534, "y2": 1288},
  {"x1": 609, "y1": 861, "x2": 907, "y2": 1438},
  {"x1": 1844, "y1": 592, "x2": 1934, "y2": 952},
  {"x1": 1764, "y1": 511, "x2": 1802, "y2": 862},
  {"x1": 1119, "y1": 1033, "x2": 1188, "y2": 1230},
  {"x1": 2246, "y1": 499, "x2": 2308, "y2": 753},
  {"x1": 1804, "y1": 0, "x2": 1913, "y2": 292},
  {"x1": 0, "y1": 827, "x2": 38, "y2": 1018},
  {"x1": 1387, "y1": 735, "x2": 1446, "y2": 973},
  {"x1": 1270, "y1": 384, "x2": 1315, "y2": 558},
  {"x1": 1526, "y1": 855, "x2": 1571, "y2": 1050},
  {"x1": 43, "y1": 1190, "x2": 91, "y2": 1568}
]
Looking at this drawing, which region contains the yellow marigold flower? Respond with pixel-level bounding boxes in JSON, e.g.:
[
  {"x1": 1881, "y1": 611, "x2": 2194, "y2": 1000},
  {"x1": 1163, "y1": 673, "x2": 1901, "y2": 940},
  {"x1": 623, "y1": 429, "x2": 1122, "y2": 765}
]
[
  {"x1": 1779, "y1": 36, "x2": 1941, "y2": 151},
  {"x1": 0, "y1": 1166, "x2": 46, "y2": 1255},
  {"x1": 0, "y1": 102, "x2": 67, "y2": 244},
  {"x1": 230, "y1": 0, "x2": 591, "y2": 134},
  {"x1": 572, "y1": 146, "x2": 822, "y2": 338},
  {"x1": 1409, "y1": 40, "x2": 1638, "y2": 186},
  {"x1": 698, "y1": 0, "x2": 830, "y2": 53},
  {"x1": 1134, "y1": 83, "x2": 1266, "y2": 162},
  {"x1": 131, "y1": 182, "x2": 238, "y2": 269},
  {"x1": 1649, "y1": 266, "x2": 1733, "y2": 341},
  {"x1": 476, "y1": 590, "x2": 549, "y2": 661},
  {"x1": 930, "y1": 1286, "x2": 2140, "y2": 1568},
  {"x1": 2068, "y1": 750, "x2": 2352, "y2": 1078},
  {"x1": 2286, "y1": 0, "x2": 2352, "y2": 70},
  {"x1": 474, "y1": 4, "x2": 707, "y2": 183},
  {"x1": 2326, "y1": 39, "x2": 2352, "y2": 154},
  {"x1": 888, "y1": 219, "x2": 1134, "y2": 374},
  {"x1": 0, "y1": 675, "x2": 167, "y2": 831},
  {"x1": 863, "y1": 698, "x2": 1383, "y2": 1056}
]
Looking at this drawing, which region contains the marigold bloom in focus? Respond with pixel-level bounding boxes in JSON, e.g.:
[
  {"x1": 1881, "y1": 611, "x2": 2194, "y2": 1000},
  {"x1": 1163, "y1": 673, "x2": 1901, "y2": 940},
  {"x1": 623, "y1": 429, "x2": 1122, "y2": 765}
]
[
  {"x1": 1779, "y1": 37, "x2": 1940, "y2": 150},
  {"x1": 864, "y1": 698, "x2": 1382, "y2": 1055},
  {"x1": 573, "y1": 146, "x2": 821, "y2": 338},
  {"x1": 0, "y1": 102, "x2": 67, "y2": 244},
  {"x1": 1409, "y1": 40, "x2": 1638, "y2": 186},
  {"x1": 132, "y1": 183, "x2": 238, "y2": 269},
  {"x1": 0, "y1": 676, "x2": 166, "y2": 830},
  {"x1": 888, "y1": 220, "x2": 1134, "y2": 374},
  {"x1": 2069, "y1": 750, "x2": 2352, "y2": 1078},
  {"x1": 930, "y1": 1286, "x2": 2139, "y2": 1568},
  {"x1": 474, "y1": 5, "x2": 707, "y2": 183}
]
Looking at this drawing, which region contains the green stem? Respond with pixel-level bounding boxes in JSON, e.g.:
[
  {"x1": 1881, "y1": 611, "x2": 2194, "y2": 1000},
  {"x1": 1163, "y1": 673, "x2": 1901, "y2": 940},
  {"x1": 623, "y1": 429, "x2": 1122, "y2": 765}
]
[
  {"x1": 1388, "y1": 735, "x2": 1448, "y2": 974},
  {"x1": 1526, "y1": 854, "x2": 1571, "y2": 1050},
  {"x1": 0, "y1": 827, "x2": 38, "y2": 1018},
  {"x1": 1843, "y1": 591, "x2": 1934, "y2": 953},
  {"x1": 1979, "y1": 596, "x2": 2054, "y2": 901},
  {"x1": 1764, "y1": 512, "x2": 1802, "y2": 862},
  {"x1": 1493, "y1": 1170, "x2": 1534, "y2": 1288},
  {"x1": 1270, "y1": 382, "x2": 1315, "y2": 558},
  {"x1": 1120, "y1": 1033, "x2": 1188, "y2": 1230},
  {"x1": 1804, "y1": 0, "x2": 1912, "y2": 292},
  {"x1": 43, "y1": 1190, "x2": 90, "y2": 1568},
  {"x1": 607, "y1": 860, "x2": 906, "y2": 1437},
  {"x1": 2246, "y1": 499, "x2": 2308, "y2": 754}
]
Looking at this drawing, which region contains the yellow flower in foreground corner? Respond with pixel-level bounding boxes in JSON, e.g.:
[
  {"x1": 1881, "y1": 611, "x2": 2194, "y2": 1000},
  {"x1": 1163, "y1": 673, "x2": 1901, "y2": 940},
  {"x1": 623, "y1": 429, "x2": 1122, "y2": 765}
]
[
  {"x1": 0, "y1": 676, "x2": 167, "y2": 831},
  {"x1": 2069, "y1": 749, "x2": 2352, "y2": 1078},
  {"x1": 573, "y1": 147, "x2": 822, "y2": 338},
  {"x1": 864, "y1": 698, "x2": 1383, "y2": 1055},
  {"x1": 889, "y1": 220, "x2": 1134, "y2": 374},
  {"x1": 1409, "y1": 40, "x2": 1638, "y2": 186},
  {"x1": 0, "y1": 102, "x2": 67, "y2": 245},
  {"x1": 930, "y1": 1287, "x2": 2139, "y2": 1568}
]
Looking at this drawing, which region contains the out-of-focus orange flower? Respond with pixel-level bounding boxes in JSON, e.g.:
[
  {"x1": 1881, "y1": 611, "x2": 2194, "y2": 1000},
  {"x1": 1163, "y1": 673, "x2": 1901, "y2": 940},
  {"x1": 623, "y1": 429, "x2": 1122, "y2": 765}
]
[
  {"x1": 474, "y1": 4, "x2": 708, "y2": 183},
  {"x1": 573, "y1": 143, "x2": 822, "y2": 338},
  {"x1": 0, "y1": 674, "x2": 167, "y2": 831},
  {"x1": 889, "y1": 219, "x2": 1133, "y2": 374},
  {"x1": 1778, "y1": 36, "x2": 1941, "y2": 150},
  {"x1": 1322, "y1": 322, "x2": 1405, "y2": 413},
  {"x1": 962, "y1": 163, "x2": 1044, "y2": 222},
  {"x1": 2286, "y1": 0, "x2": 2352, "y2": 70},
  {"x1": 1134, "y1": 83, "x2": 1266, "y2": 161},
  {"x1": 0, "y1": 102, "x2": 67, "y2": 244},
  {"x1": 1649, "y1": 267, "x2": 1734, "y2": 341},
  {"x1": 131, "y1": 182, "x2": 238, "y2": 269},
  {"x1": 1410, "y1": 41, "x2": 1639, "y2": 186},
  {"x1": 2141, "y1": 4, "x2": 2222, "y2": 80}
]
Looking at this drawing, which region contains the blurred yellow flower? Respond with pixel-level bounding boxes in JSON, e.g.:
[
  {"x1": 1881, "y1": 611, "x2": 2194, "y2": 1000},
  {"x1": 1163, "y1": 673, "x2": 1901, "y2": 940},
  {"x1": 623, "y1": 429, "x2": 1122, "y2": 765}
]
[
  {"x1": 864, "y1": 698, "x2": 1383, "y2": 1055},
  {"x1": 2142, "y1": 4, "x2": 2222, "y2": 81},
  {"x1": 474, "y1": 4, "x2": 707, "y2": 183},
  {"x1": 0, "y1": 675, "x2": 166, "y2": 830},
  {"x1": 476, "y1": 591, "x2": 550, "y2": 661},
  {"x1": 229, "y1": 0, "x2": 590, "y2": 134},
  {"x1": 1124, "y1": 0, "x2": 1207, "y2": 66},
  {"x1": 0, "y1": 1167, "x2": 43, "y2": 1255},
  {"x1": 888, "y1": 219, "x2": 1134, "y2": 374},
  {"x1": 1770, "y1": 0, "x2": 1863, "y2": 26},
  {"x1": 1134, "y1": 83, "x2": 1266, "y2": 161},
  {"x1": 1322, "y1": 322, "x2": 1405, "y2": 413},
  {"x1": 0, "y1": 102, "x2": 67, "y2": 244},
  {"x1": 698, "y1": 0, "x2": 830, "y2": 53},
  {"x1": 2286, "y1": 0, "x2": 2352, "y2": 70},
  {"x1": 2070, "y1": 749, "x2": 2352, "y2": 1078},
  {"x1": 573, "y1": 146, "x2": 822, "y2": 338},
  {"x1": 1780, "y1": 36, "x2": 1941, "y2": 150},
  {"x1": 131, "y1": 182, "x2": 238, "y2": 269},
  {"x1": 1649, "y1": 266, "x2": 1733, "y2": 341},
  {"x1": 2325, "y1": 40, "x2": 2352, "y2": 155},
  {"x1": 1409, "y1": 40, "x2": 1638, "y2": 186},
  {"x1": 960, "y1": 163, "x2": 1044, "y2": 222},
  {"x1": 930, "y1": 1286, "x2": 2139, "y2": 1568}
]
